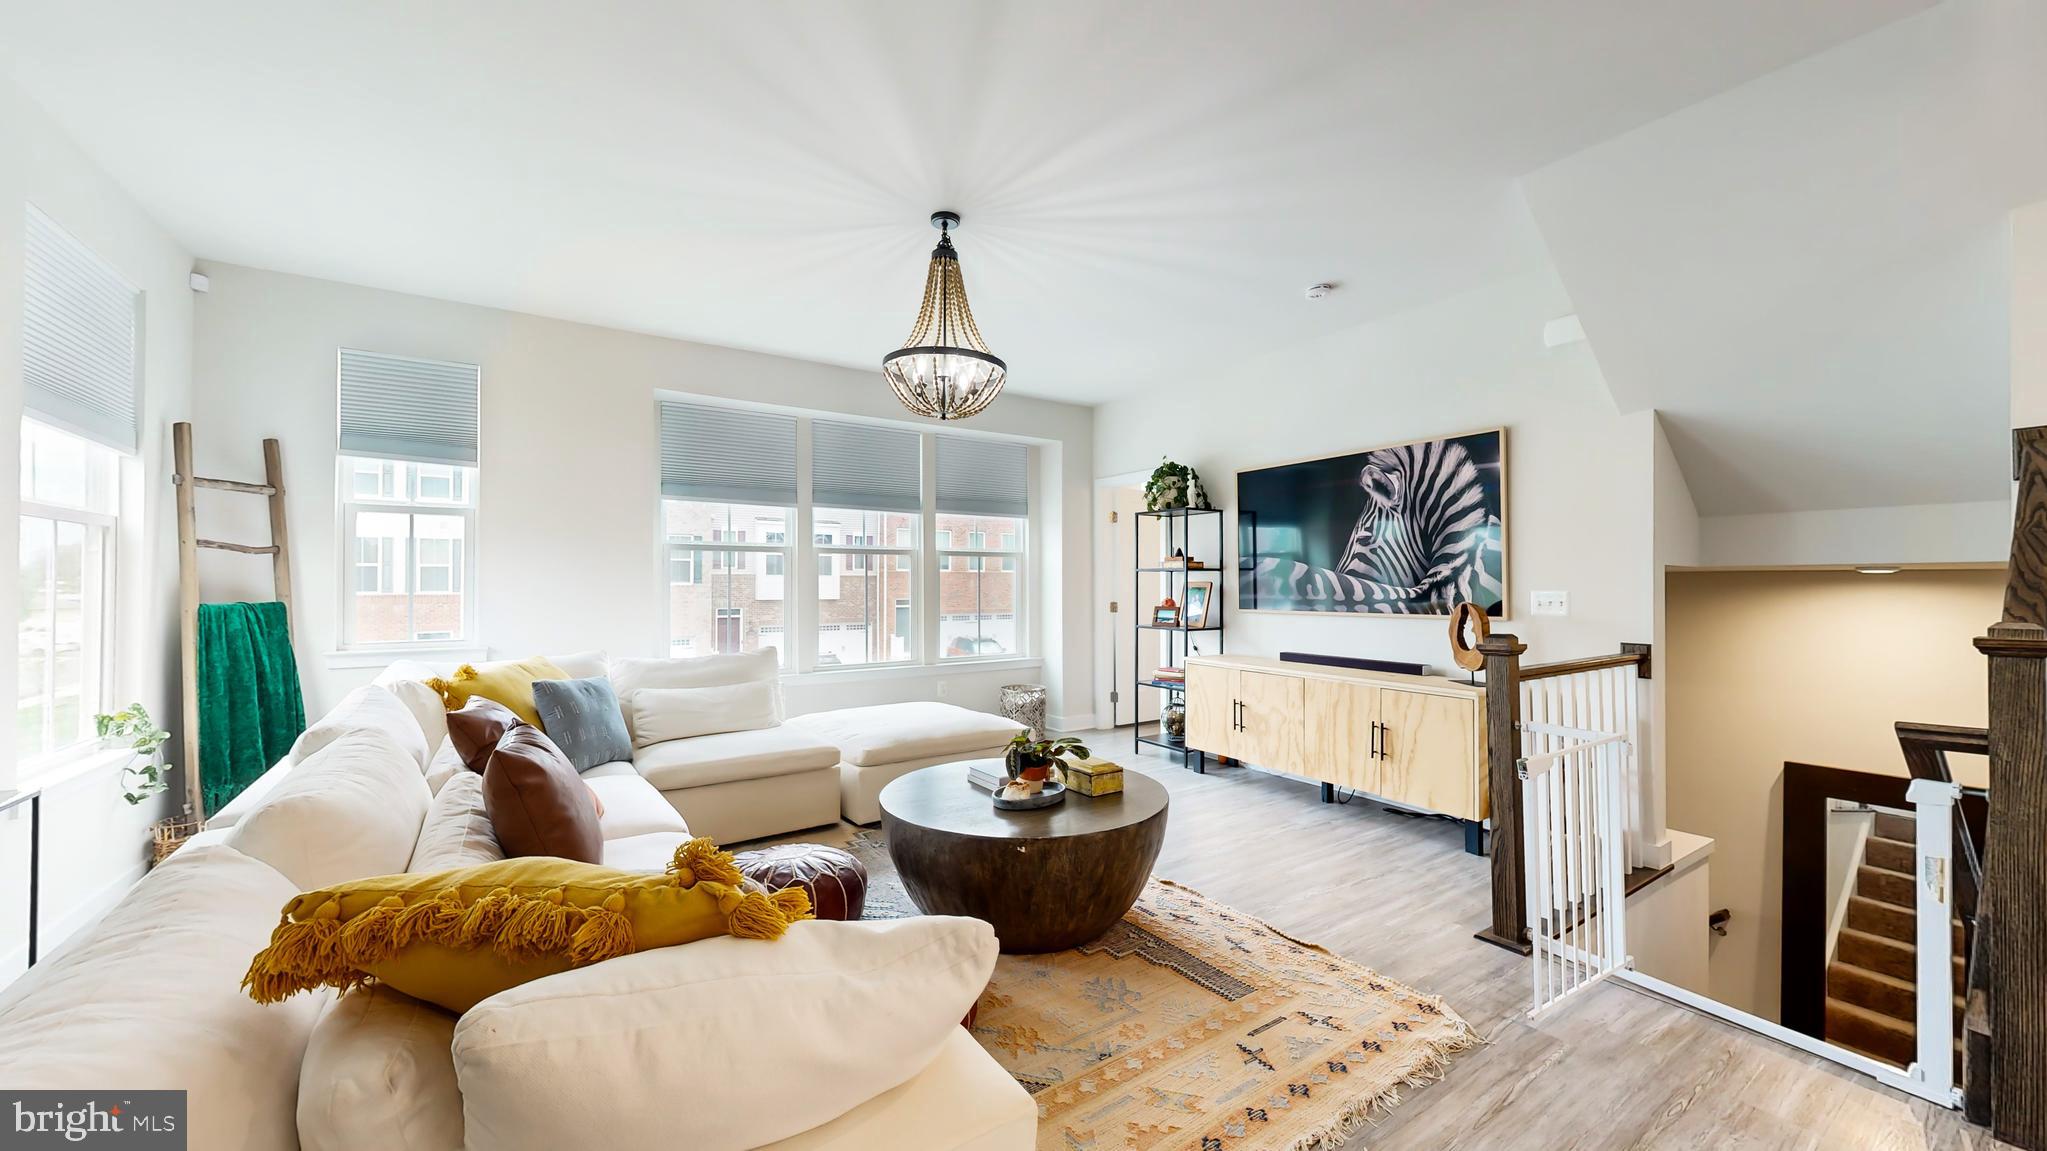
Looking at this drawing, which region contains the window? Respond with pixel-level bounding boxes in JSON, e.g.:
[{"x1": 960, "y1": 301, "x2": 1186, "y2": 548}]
[
  {"x1": 19, "y1": 207, "x2": 137, "y2": 767},
  {"x1": 657, "y1": 402, "x2": 1030, "y2": 671},
  {"x1": 337, "y1": 350, "x2": 480, "y2": 648},
  {"x1": 17, "y1": 421, "x2": 118, "y2": 762},
  {"x1": 341, "y1": 459, "x2": 476, "y2": 645},
  {"x1": 935, "y1": 435, "x2": 1028, "y2": 660},
  {"x1": 664, "y1": 501, "x2": 792, "y2": 665},
  {"x1": 815, "y1": 508, "x2": 916, "y2": 665}
]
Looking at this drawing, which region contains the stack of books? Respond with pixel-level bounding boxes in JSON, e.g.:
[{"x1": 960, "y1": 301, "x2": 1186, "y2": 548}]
[
  {"x1": 1152, "y1": 666, "x2": 1185, "y2": 685},
  {"x1": 965, "y1": 762, "x2": 1006, "y2": 792}
]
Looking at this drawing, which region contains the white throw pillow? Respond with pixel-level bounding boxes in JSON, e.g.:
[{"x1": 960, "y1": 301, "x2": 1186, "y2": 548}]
[
  {"x1": 229, "y1": 729, "x2": 432, "y2": 890},
  {"x1": 627, "y1": 682, "x2": 779, "y2": 747},
  {"x1": 608, "y1": 650, "x2": 782, "y2": 741},
  {"x1": 453, "y1": 916, "x2": 996, "y2": 1151},
  {"x1": 290, "y1": 684, "x2": 431, "y2": 774},
  {"x1": 0, "y1": 846, "x2": 326, "y2": 1151},
  {"x1": 407, "y1": 770, "x2": 503, "y2": 872},
  {"x1": 546, "y1": 649, "x2": 609, "y2": 681},
  {"x1": 422, "y1": 738, "x2": 464, "y2": 796},
  {"x1": 298, "y1": 986, "x2": 464, "y2": 1151}
]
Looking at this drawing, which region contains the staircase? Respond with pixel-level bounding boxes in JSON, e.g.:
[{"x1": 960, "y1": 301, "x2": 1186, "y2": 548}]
[{"x1": 1824, "y1": 811, "x2": 1963, "y2": 1070}]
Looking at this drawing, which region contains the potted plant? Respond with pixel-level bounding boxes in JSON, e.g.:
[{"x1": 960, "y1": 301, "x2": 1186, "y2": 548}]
[
  {"x1": 1144, "y1": 458, "x2": 1210, "y2": 512},
  {"x1": 97, "y1": 703, "x2": 173, "y2": 806},
  {"x1": 1004, "y1": 732, "x2": 1092, "y2": 783}
]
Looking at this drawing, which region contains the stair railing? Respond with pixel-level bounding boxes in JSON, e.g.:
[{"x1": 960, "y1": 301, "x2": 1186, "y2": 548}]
[
  {"x1": 1903, "y1": 776, "x2": 1962, "y2": 1105},
  {"x1": 1521, "y1": 724, "x2": 1632, "y2": 1016}
]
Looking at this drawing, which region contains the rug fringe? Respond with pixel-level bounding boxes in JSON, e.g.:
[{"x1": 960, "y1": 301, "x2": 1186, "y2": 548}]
[{"x1": 1279, "y1": 1010, "x2": 1483, "y2": 1151}]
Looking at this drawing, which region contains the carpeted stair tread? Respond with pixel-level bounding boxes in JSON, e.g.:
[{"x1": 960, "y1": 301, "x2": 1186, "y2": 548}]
[
  {"x1": 1827, "y1": 961, "x2": 1966, "y2": 1022},
  {"x1": 1854, "y1": 864, "x2": 1915, "y2": 910},
  {"x1": 1863, "y1": 836, "x2": 1914, "y2": 874},
  {"x1": 1873, "y1": 812, "x2": 1915, "y2": 842},
  {"x1": 1825, "y1": 999, "x2": 1916, "y2": 1066}
]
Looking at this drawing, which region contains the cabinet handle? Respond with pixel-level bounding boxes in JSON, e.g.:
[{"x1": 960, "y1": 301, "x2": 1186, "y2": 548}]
[
  {"x1": 1369, "y1": 721, "x2": 1380, "y2": 759},
  {"x1": 1380, "y1": 723, "x2": 1391, "y2": 761}
]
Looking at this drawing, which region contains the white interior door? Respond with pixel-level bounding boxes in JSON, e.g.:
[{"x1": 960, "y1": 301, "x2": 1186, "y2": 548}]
[{"x1": 1095, "y1": 482, "x2": 1159, "y2": 728}]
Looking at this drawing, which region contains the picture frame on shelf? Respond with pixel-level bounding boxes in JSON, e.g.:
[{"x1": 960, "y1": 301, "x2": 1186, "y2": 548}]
[
  {"x1": 1184, "y1": 580, "x2": 1215, "y2": 628},
  {"x1": 1152, "y1": 603, "x2": 1181, "y2": 626}
]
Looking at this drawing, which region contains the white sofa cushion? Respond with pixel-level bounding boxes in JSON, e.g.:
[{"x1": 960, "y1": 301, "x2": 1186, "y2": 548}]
[
  {"x1": 407, "y1": 770, "x2": 503, "y2": 873},
  {"x1": 627, "y1": 682, "x2": 778, "y2": 746},
  {"x1": 633, "y1": 726, "x2": 842, "y2": 790},
  {"x1": 202, "y1": 758, "x2": 293, "y2": 831},
  {"x1": 452, "y1": 916, "x2": 998, "y2": 1151},
  {"x1": 290, "y1": 684, "x2": 431, "y2": 774},
  {"x1": 585, "y1": 773, "x2": 689, "y2": 839},
  {"x1": 787, "y1": 702, "x2": 1025, "y2": 766},
  {"x1": 579, "y1": 759, "x2": 639, "y2": 779},
  {"x1": 0, "y1": 846, "x2": 327, "y2": 1151},
  {"x1": 600, "y1": 830, "x2": 693, "y2": 873},
  {"x1": 422, "y1": 738, "x2": 464, "y2": 795},
  {"x1": 609, "y1": 650, "x2": 782, "y2": 741},
  {"x1": 373, "y1": 660, "x2": 451, "y2": 758},
  {"x1": 298, "y1": 986, "x2": 464, "y2": 1151},
  {"x1": 229, "y1": 729, "x2": 432, "y2": 890},
  {"x1": 763, "y1": 1029, "x2": 1036, "y2": 1151}
]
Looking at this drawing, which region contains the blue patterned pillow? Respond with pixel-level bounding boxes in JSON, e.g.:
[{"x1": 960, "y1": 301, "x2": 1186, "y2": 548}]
[{"x1": 530, "y1": 677, "x2": 632, "y2": 772}]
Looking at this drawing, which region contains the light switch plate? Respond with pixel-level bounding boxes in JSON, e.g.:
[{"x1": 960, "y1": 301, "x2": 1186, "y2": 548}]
[{"x1": 1531, "y1": 590, "x2": 1569, "y2": 616}]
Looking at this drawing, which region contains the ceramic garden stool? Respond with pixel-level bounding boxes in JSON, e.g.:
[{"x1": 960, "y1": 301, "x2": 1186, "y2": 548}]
[{"x1": 734, "y1": 843, "x2": 868, "y2": 922}]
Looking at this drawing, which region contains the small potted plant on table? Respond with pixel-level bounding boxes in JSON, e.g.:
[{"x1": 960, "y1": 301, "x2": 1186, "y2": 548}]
[{"x1": 996, "y1": 732, "x2": 1091, "y2": 811}]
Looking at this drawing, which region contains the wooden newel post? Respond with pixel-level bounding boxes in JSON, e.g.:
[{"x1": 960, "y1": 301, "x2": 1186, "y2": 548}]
[
  {"x1": 1475, "y1": 632, "x2": 1531, "y2": 955},
  {"x1": 1977, "y1": 621, "x2": 2047, "y2": 1149}
]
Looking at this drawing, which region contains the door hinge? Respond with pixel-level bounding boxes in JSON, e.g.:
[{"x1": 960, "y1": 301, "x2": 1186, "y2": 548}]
[
  {"x1": 1109, "y1": 510, "x2": 1119, "y2": 524},
  {"x1": 1109, "y1": 690, "x2": 1120, "y2": 704}
]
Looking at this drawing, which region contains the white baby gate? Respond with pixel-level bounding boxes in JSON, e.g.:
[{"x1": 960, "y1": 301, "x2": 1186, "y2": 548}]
[{"x1": 1521, "y1": 722, "x2": 1632, "y2": 1017}]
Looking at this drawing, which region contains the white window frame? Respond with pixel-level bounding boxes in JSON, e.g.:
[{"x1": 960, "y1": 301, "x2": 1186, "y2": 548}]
[
  {"x1": 16, "y1": 483, "x2": 117, "y2": 770},
  {"x1": 814, "y1": 522, "x2": 915, "y2": 668},
  {"x1": 339, "y1": 457, "x2": 478, "y2": 649}
]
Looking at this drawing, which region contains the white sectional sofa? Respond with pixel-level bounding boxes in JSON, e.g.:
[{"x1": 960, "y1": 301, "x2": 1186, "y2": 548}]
[{"x1": 0, "y1": 674, "x2": 1037, "y2": 1150}]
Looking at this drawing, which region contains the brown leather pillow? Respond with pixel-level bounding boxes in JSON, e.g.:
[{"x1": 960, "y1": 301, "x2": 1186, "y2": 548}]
[
  {"x1": 481, "y1": 726, "x2": 603, "y2": 862},
  {"x1": 447, "y1": 696, "x2": 521, "y2": 773}
]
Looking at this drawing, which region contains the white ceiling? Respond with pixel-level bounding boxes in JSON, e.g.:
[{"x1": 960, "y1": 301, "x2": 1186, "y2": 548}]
[
  {"x1": 1, "y1": 0, "x2": 1928, "y2": 415},
  {"x1": 1521, "y1": 0, "x2": 2047, "y2": 514}
]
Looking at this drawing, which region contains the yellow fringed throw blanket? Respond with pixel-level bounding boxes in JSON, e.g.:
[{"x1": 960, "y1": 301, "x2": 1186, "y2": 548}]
[{"x1": 242, "y1": 837, "x2": 811, "y2": 1013}]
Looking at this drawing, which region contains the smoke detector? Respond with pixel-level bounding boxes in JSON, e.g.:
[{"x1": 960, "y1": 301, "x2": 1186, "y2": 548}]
[{"x1": 1305, "y1": 282, "x2": 1336, "y2": 300}]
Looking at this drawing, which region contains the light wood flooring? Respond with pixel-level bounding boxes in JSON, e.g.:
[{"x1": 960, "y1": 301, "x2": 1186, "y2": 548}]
[{"x1": 764, "y1": 728, "x2": 2009, "y2": 1150}]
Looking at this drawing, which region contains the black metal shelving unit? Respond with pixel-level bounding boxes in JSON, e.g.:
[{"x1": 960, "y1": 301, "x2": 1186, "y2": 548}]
[{"x1": 1133, "y1": 506, "x2": 1224, "y2": 772}]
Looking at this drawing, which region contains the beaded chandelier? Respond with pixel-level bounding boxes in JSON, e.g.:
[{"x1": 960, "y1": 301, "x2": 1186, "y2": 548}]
[{"x1": 883, "y1": 211, "x2": 1007, "y2": 421}]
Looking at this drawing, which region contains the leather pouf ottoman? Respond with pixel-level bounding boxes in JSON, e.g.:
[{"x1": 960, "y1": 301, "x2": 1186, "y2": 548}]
[{"x1": 735, "y1": 844, "x2": 868, "y2": 921}]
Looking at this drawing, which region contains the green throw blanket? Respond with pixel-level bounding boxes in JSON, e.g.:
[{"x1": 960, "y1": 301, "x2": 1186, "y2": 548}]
[{"x1": 197, "y1": 601, "x2": 305, "y2": 816}]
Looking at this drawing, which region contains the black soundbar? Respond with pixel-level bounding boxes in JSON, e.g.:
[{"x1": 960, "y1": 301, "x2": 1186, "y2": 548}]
[{"x1": 1279, "y1": 651, "x2": 1427, "y2": 677}]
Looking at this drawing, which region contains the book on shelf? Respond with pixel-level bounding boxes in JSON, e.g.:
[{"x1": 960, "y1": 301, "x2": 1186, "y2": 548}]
[{"x1": 1152, "y1": 666, "x2": 1185, "y2": 683}]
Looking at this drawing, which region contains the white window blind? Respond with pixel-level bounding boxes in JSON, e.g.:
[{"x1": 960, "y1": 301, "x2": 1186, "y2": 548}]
[
  {"x1": 337, "y1": 349, "x2": 480, "y2": 465},
  {"x1": 660, "y1": 401, "x2": 797, "y2": 505},
  {"x1": 936, "y1": 435, "x2": 1029, "y2": 517},
  {"x1": 812, "y1": 420, "x2": 921, "y2": 512},
  {"x1": 23, "y1": 205, "x2": 140, "y2": 453}
]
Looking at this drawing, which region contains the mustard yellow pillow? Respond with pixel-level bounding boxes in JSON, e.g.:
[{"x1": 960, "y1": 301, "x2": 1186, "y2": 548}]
[
  {"x1": 241, "y1": 838, "x2": 811, "y2": 1013},
  {"x1": 426, "y1": 657, "x2": 568, "y2": 727}
]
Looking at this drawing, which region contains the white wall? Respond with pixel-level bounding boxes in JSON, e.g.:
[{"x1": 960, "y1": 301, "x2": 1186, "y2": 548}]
[
  {"x1": 188, "y1": 263, "x2": 1095, "y2": 724},
  {"x1": 0, "y1": 79, "x2": 194, "y2": 977},
  {"x1": 1091, "y1": 268, "x2": 1654, "y2": 676},
  {"x1": 2018, "y1": 200, "x2": 2047, "y2": 431},
  {"x1": 1696, "y1": 501, "x2": 2010, "y2": 568}
]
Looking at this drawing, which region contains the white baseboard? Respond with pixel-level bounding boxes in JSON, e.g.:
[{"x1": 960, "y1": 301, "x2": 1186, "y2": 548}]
[{"x1": 1047, "y1": 712, "x2": 1097, "y2": 734}]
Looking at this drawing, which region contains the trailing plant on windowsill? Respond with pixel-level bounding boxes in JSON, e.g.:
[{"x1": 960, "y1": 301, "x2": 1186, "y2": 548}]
[
  {"x1": 97, "y1": 703, "x2": 174, "y2": 806},
  {"x1": 1144, "y1": 458, "x2": 1209, "y2": 512}
]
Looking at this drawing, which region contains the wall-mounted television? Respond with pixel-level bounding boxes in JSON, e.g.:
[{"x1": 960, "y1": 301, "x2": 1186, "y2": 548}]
[{"x1": 1236, "y1": 427, "x2": 1506, "y2": 618}]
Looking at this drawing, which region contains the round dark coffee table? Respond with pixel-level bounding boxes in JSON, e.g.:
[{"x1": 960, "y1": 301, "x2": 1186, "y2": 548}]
[{"x1": 879, "y1": 759, "x2": 1169, "y2": 953}]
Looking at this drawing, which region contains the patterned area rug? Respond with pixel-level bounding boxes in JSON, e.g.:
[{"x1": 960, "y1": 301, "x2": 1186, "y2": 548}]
[{"x1": 844, "y1": 831, "x2": 1478, "y2": 1151}]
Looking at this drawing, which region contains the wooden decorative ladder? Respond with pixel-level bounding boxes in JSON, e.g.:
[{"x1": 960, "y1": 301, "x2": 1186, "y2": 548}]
[{"x1": 171, "y1": 421, "x2": 294, "y2": 822}]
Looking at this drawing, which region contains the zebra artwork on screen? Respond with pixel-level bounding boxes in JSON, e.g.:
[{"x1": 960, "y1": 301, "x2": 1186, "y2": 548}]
[{"x1": 1237, "y1": 428, "x2": 1506, "y2": 617}]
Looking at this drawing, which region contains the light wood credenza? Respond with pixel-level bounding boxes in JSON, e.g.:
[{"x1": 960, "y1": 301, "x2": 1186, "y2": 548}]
[{"x1": 1183, "y1": 655, "x2": 1490, "y2": 851}]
